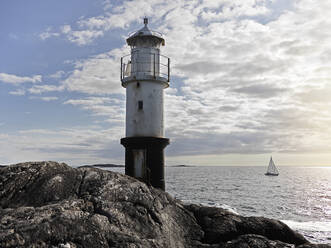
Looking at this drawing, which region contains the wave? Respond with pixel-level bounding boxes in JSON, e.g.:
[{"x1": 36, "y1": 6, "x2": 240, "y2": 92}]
[
  {"x1": 184, "y1": 200, "x2": 239, "y2": 215},
  {"x1": 281, "y1": 220, "x2": 331, "y2": 232},
  {"x1": 215, "y1": 203, "x2": 239, "y2": 215}
]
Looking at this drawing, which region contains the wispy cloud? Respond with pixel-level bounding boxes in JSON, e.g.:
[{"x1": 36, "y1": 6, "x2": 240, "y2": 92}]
[
  {"x1": 29, "y1": 96, "x2": 59, "y2": 102},
  {"x1": 60, "y1": 24, "x2": 104, "y2": 46},
  {"x1": 9, "y1": 88, "x2": 25, "y2": 96},
  {"x1": 39, "y1": 27, "x2": 60, "y2": 40},
  {"x1": 0, "y1": 73, "x2": 42, "y2": 84},
  {"x1": 28, "y1": 84, "x2": 64, "y2": 94},
  {"x1": 49, "y1": 70, "x2": 65, "y2": 79},
  {"x1": 62, "y1": 50, "x2": 125, "y2": 94},
  {"x1": 64, "y1": 97, "x2": 125, "y2": 125}
]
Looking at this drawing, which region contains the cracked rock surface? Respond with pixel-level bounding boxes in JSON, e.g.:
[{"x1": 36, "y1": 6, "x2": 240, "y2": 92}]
[{"x1": 0, "y1": 162, "x2": 329, "y2": 248}]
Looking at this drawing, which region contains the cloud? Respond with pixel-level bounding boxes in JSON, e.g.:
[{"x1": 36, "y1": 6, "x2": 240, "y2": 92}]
[
  {"x1": 63, "y1": 97, "x2": 113, "y2": 106},
  {"x1": 296, "y1": 85, "x2": 331, "y2": 103},
  {"x1": 63, "y1": 96, "x2": 125, "y2": 125},
  {"x1": 66, "y1": 29, "x2": 104, "y2": 46},
  {"x1": 62, "y1": 49, "x2": 125, "y2": 95},
  {"x1": 6, "y1": 0, "x2": 331, "y2": 164},
  {"x1": 161, "y1": 0, "x2": 331, "y2": 155},
  {"x1": 232, "y1": 84, "x2": 287, "y2": 98},
  {"x1": 61, "y1": 25, "x2": 71, "y2": 34},
  {"x1": 60, "y1": 24, "x2": 103, "y2": 46},
  {"x1": 177, "y1": 61, "x2": 226, "y2": 75},
  {"x1": 0, "y1": 73, "x2": 42, "y2": 84},
  {"x1": 199, "y1": 0, "x2": 271, "y2": 21},
  {"x1": 40, "y1": 24, "x2": 104, "y2": 46},
  {"x1": 102, "y1": 0, "x2": 112, "y2": 11},
  {"x1": 40, "y1": 0, "x2": 194, "y2": 46},
  {"x1": 49, "y1": 70, "x2": 65, "y2": 79},
  {"x1": 39, "y1": 27, "x2": 60, "y2": 40},
  {"x1": 9, "y1": 88, "x2": 25, "y2": 96},
  {"x1": 29, "y1": 96, "x2": 58, "y2": 102},
  {"x1": 218, "y1": 105, "x2": 240, "y2": 112},
  {"x1": 28, "y1": 84, "x2": 64, "y2": 94},
  {"x1": 167, "y1": 131, "x2": 273, "y2": 156},
  {"x1": 0, "y1": 127, "x2": 124, "y2": 166}
]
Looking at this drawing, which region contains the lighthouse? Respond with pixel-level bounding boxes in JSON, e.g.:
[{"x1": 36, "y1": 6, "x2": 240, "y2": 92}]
[{"x1": 120, "y1": 18, "x2": 170, "y2": 190}]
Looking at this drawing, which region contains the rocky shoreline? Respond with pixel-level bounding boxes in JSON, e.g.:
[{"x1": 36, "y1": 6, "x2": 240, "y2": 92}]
[{"x1": 0, "y1": 161, "x2": 330, "y2": 248}]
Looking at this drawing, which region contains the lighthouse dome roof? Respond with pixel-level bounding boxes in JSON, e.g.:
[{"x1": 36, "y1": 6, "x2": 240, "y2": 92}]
[{"x1": 127, "y1": 18, "x2": 165, "y2": 46}]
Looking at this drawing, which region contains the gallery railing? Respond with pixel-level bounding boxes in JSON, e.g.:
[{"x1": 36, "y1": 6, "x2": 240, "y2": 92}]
[{"x1": 121, "y1": 52, "x2": 170, "y2": 83}]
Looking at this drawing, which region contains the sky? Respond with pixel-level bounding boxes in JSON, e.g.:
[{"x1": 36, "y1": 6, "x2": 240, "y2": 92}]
[{"x1": 1, "y1": 0, "x2": 331, "y2": 166}]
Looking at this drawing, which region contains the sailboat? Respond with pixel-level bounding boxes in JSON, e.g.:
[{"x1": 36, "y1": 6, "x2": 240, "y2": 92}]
[{"x1": 265, "y1": 156, "x2": 279, "y2": 176}]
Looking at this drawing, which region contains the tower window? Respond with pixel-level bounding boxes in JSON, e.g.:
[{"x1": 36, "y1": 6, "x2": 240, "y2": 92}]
[{"x1": 138, "y1": 101, "x2": 143, "y2": 110}]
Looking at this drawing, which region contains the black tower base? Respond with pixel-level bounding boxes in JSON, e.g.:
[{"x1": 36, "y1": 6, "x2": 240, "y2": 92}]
[{"x1": 121, "y1": 137, "x2": 169, "y2": 190}]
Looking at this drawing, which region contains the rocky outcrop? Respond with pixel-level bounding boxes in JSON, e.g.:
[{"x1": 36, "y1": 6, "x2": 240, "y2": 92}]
[
  {"x1": 0, "y1": 162, "x2": 329, "y2": 248},
  {"x1": 185, "y1": 204, "x2": 307, "y2": 245}
]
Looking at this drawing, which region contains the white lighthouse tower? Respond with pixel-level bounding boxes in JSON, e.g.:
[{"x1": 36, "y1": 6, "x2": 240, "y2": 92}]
[{"x1": 120, "y1": 18, "x2": 170, "y2": 190}]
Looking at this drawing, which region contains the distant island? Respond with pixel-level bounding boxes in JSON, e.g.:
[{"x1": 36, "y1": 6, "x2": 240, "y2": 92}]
[
  {"x1": 170, "y1": 164, "x2": 195, "y2": 167},
  {"x1": 78, "y1": 164, "x2": 195, "y2": 169},
  {"x1": 78, "y1": 163, "x2": 124, "y2": 168}
]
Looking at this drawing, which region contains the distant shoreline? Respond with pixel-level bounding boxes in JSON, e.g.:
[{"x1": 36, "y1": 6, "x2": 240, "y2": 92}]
[
  {"x1": 79, "y1": 164, "x2": 124, "y2": 168},
  {"x1": 78, "y1": 164, "x2": 196, "y2": 169},
  {"x1": 169, "y1": 164, "x2": 195, "y2": 167}
]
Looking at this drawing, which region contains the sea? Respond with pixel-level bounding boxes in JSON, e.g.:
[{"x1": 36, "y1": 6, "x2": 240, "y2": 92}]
[{"x1": 107, "y1": 166, "x2": 331, "y2": 244}]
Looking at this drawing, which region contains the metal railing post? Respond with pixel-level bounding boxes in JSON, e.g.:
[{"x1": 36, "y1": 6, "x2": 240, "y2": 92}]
[
  {"x1": 153, "y1": 53, "x2": 156, "y2": 78},
  {"x1": 121, "y1": 57, "x2": 123, "y2": 80},
  {"x1": 168, "y1": 58, "x2": 170, "y2": 82}
]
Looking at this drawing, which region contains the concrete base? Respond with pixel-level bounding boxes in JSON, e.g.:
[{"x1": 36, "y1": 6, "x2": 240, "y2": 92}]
[{"x1": 121, "y1": 137, "x2": 169, "y2": 190}]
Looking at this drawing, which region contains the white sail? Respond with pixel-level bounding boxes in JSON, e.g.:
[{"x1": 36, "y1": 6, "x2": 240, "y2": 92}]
[{"x1": 266, "y1": 157, "x2": 279, "y2": 175}]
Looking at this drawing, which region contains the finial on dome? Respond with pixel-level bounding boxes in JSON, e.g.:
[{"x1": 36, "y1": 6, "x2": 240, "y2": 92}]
[{"x1": 144, "y1": 17, "x2": 148, "y2": 26}]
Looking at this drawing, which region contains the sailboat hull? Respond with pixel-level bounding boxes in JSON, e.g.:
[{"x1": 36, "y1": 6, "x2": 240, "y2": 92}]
[{"x1": 265, "y1": 173, "x2": 278, "y2": 176}]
